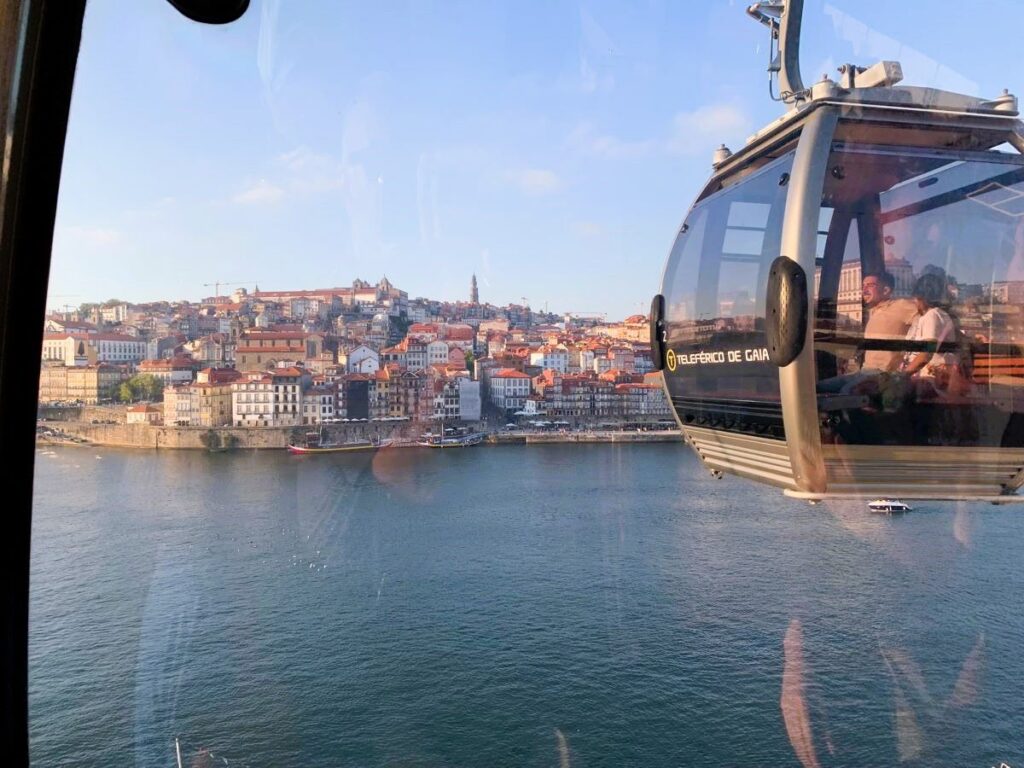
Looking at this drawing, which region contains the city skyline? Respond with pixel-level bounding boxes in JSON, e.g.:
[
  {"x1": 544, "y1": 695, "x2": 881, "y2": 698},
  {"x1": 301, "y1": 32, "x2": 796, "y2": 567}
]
[
  {"x1": 48, "y1": 0, "x2": 1022, "y2": 318},
  {"x1": 51, "y1": 272, "x2": 636, "y2": 321}
]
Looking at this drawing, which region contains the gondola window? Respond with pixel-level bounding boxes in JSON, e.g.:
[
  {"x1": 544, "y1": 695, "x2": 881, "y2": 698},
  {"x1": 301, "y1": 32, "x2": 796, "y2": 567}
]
[
  {"x1": 662, "y1": 153, "x2": 794, "y2": 431},
  {"x1": 814, "y1": 143, "x2": 1024, "y2": 448}
]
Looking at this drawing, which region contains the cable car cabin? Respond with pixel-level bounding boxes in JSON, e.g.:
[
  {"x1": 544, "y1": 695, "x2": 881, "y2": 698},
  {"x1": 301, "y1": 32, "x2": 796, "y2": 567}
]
[{"x1": 653, "y1": 86, "x2": 1024, "y2": 501}]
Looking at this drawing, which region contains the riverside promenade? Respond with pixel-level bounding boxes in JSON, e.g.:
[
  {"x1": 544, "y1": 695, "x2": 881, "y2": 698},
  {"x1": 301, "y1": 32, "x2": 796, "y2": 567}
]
[
  {"x1": 488, "y1": 430, "x2": 680, "y2": 445},
  {"x1": 38, "y1": 418, "x2": 681, "y2": 451}
]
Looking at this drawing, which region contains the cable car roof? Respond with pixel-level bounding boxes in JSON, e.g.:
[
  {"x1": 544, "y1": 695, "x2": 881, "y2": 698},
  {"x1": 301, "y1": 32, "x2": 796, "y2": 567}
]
[{"x1": 709, "y1": 86, "x2": 1022, "y2": 190}]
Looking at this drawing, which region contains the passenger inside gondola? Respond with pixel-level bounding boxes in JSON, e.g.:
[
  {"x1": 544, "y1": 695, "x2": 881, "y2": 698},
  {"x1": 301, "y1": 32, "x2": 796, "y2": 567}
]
[
  {"x1": 811, "y1": 142, "x2": 1024, "y2": 448},
  {"x1": 861, "y1": 270, "x2": 918, "y2": 373},
  {"x1": 900, "y1": 273, "x2": 962, "y2": 380},
  {"x1": 820, "y1": 268, "x2": 974, "y2": 443}
]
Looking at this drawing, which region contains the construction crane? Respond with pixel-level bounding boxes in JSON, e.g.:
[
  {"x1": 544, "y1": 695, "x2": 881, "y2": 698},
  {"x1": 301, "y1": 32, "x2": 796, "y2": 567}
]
[
  {"x1": 202, "y1": 280, "x2": 259, "y2": 300},
  {"x1": 46, "y1": 294, "x2": 79, "y2": 314}
]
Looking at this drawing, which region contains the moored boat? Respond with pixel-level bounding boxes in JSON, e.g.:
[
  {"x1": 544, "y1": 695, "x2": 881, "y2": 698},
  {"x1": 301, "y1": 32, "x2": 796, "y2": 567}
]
[
  {"x1": 287, "y1": 440, "x2": 388, "y2": 454},
  {"x1": 287, "y1": 427, "x2": 391, "y2": 454},
  {"x1": 417, "y1": 431, "x2": 484, "y2": 448}
]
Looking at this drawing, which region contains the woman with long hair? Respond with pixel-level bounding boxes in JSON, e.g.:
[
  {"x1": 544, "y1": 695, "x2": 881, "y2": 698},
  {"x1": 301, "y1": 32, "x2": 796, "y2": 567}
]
[{"x1": 901, "y1": 273, "x2": 959, "y2": 378}]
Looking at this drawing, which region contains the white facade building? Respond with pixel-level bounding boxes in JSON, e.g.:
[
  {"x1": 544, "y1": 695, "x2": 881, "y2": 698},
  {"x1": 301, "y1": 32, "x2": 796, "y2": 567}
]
[
  {"x1": 427, "y1": 340, "x2": 450, "y2": 367},
  {"x1": 570, "y1": 348, "x2": 595, "y2": 373},
  {"x1": 99, "y1": 303, "x2": 130, "y2": 324},
  {"x1": 301, "y1": 384, "x2": 336, "y2": 424},
  {"x1": 137, "y1": 358, "x2": 196, "y2": 385},
  {"x1": 488, "y1": 369, "x2": 532, "y2": 413},
  {"x1": 529, "y1": 345, "x2": 569, "y2": 373},
  {"x1": 231, "y1": 368, "x2": 304, "y2": 427},
  {"x1": 405, "y1": 340, "x2": 427, "y2": 372},
  {"x1": 42, "y1": 333, "x2": 147, "y2": 365},
  {"x1": 344, "y1": 344, "x2": 380, "y2": 374},
  {"x1": 231, "y1": 375, "x2": 274, "y2": 427},
  {"x1": 458, "y1": 378, "x2": 481, "y2": 421}
]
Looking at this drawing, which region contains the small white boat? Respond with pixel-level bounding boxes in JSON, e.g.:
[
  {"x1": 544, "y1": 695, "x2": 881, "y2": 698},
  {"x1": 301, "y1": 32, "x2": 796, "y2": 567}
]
[{"x1": 868, "y1": 499, "x2": 912, "y2": 514}]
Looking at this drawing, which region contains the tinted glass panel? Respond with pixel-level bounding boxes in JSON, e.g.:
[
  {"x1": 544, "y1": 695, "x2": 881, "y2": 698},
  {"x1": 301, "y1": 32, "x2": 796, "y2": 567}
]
[
  {"x1": 815, "y1": 145, "x2": 1024, "y2": 447},
  {"x1": 662, "y1": 153, "x2": 793, "y2": 435}
]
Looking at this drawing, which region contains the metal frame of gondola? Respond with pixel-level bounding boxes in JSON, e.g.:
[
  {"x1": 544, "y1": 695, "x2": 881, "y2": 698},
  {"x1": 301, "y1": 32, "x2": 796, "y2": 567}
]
[{"x1": 657, "y1": 3, "x2": 1024, "y2": 500}]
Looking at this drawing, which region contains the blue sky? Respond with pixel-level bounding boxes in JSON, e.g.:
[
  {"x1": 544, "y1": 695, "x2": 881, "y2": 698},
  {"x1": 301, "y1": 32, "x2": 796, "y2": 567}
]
[{"x1": 49, "y1": 0, "x2": 1024, "y2": 319}]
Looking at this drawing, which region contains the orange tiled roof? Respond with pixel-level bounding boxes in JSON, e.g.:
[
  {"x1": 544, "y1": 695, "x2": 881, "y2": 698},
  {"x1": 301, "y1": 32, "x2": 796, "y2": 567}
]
[{"x1": 493, "y1": 368, "x2": 530, "y2": 379}]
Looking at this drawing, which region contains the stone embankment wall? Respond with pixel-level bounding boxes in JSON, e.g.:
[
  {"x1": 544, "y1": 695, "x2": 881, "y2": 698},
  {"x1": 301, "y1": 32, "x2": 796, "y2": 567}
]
[
  {"x1": 39, "y1": 404, "x2": 128, "y2": 424},
  {"x1": 45, "y1": 407, "x2": 681, "y2": 450},
  {"x1": 58, "y1": 422, "x2": 288, "y2": 449},
  {"x1": 56, "y1": 420, "x2": 451, "y2": 450}
]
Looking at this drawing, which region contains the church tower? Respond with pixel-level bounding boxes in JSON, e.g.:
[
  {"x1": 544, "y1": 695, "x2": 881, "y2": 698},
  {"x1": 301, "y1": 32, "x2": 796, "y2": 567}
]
[{"x1": 470, "y1": 273, "x2": 479, "y2": 304}]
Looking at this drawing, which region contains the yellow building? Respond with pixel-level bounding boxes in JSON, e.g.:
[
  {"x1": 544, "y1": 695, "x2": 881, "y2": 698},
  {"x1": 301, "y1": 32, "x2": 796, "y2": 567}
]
[
  {"x1": 38, "y1": 363, "x2": 125, "y2": 404},
  {"x1": 163, "y1": 381, "x2": 234, "y2": 427},
  {"x1": 194, "y1": 382, "x2": 234, "y2": 426},
  {"x1": 371, "y1": 367, "x2": 393, "y2": 420},
  {"x1": 68, "y1": 365, "x2": 126, "y2": 404},
  {"x1": 235, "y1": 330, "x2": 323, "y2": 370},
  {"x1": 38, "y1": 362, "x2": 68, "y2": 403}
]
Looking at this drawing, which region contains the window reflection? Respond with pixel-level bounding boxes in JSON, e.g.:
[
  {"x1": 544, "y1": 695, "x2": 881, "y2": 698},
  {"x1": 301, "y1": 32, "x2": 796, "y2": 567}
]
[
  {"x1": 815, "y1": 145, "x2": 1024, "y2": 447},
  {"x1": 663, "y1": 153, "x2": 793, "y2": 434}
]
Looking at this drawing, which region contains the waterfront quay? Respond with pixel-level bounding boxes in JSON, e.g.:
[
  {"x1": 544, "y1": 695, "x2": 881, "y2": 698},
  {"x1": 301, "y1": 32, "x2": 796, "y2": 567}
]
[{"x1": 38, "y1": 407, "x2": 680, "y2": 451}]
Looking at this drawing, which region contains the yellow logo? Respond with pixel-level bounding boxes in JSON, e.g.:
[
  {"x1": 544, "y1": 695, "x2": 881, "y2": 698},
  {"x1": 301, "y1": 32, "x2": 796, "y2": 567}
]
[{"x1": 665, "y1": 348, "x2": 676, "y2": 372}]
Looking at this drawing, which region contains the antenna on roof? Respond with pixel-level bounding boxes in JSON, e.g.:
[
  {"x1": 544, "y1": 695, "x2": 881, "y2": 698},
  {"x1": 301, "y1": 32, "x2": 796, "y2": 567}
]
[{"x1": 747, "y1": 0, "x2": 805, "y2": 105}]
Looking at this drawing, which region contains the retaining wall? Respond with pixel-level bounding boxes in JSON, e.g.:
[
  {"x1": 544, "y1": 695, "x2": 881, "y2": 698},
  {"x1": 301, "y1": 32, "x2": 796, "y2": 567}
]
[{"x1": 56, "y1": 420, "x2": 455, "y2": 450}]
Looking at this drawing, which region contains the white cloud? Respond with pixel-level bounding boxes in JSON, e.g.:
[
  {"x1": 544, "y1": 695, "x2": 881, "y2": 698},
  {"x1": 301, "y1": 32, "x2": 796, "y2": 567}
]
[
  {"x1": 273, "y1": 146, "x2": 345, "y2": 195},
  {"x1": 507, "y1": 168, "x2": 564, "y2": 195},
  {"x1": 567, "y1": 105, "x2": 748, "y2": 160},
  {"x1": 667, "y1": 104, "x2": 751, "y2": 155},
  {"x1": 277, "y1": 146, "x2": 331, "y2": 172},
  {"x1": 233, "y1": 179, "x2": 285, "y2": 205},
  {"x1": 59, "y1": 226, "x2": 123, "y2": 247},
  {"x1": 573, "y1": 220, "x2": 605, "y2": 238},
  {"x1": 567, "y1": 121, "x2": 654, "y2": 158}
]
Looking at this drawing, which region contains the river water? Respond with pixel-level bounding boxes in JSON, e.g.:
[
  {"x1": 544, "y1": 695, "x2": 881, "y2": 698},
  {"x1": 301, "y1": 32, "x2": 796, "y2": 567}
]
[{"x1": 29, "y1": 443, "x2": 1024, "y2": 767}]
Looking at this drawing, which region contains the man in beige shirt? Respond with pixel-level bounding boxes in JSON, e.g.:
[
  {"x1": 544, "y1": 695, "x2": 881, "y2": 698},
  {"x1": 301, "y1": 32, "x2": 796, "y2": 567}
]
[{"x1": 861, "y1": 271, "x2": 918, "y2": 371}]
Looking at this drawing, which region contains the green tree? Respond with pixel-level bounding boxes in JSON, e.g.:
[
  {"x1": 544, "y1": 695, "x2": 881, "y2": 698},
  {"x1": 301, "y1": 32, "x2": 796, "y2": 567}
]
[
  {"x1": 116, "y1": 374, "x2": 166, "y2": 403},
  {"x1": 464, "y1": 350, "x2": 475, "y2": 372},
  {"x1": 136, "y1": 374, "x2": 164, "y2": 402}
]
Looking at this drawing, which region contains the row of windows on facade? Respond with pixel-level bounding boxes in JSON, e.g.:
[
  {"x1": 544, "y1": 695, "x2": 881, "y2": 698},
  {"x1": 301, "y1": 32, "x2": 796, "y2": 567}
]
[
  {"x1": 238, "y1": 383, "x2": 299, "y2": 391},
  {"x1": 234, "y1": 404, "x2": 299, "y2": 414},
  {"x1": 234, "y1": 393, "x2": 299, "y2": 402}
]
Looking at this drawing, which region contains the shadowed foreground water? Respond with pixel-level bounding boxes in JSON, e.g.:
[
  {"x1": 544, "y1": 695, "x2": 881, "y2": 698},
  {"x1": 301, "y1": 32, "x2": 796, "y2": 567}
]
[{"x1": 30, "y1": 444, "x2": 1024, "y2": 767}]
